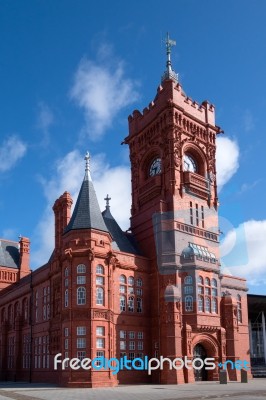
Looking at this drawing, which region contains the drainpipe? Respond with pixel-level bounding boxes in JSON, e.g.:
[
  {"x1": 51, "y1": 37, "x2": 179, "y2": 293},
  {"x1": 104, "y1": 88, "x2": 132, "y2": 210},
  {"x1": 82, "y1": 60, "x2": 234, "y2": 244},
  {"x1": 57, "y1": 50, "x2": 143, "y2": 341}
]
[{"x1": 262, "y1": 312, "x2": 266, "y2": 364}]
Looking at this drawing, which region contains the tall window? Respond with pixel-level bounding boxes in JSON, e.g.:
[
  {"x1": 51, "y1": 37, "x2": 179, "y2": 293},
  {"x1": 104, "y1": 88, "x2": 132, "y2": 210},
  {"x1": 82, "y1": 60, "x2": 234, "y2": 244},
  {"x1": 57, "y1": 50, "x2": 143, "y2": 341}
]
[
  {"x1": 77, "y1": 287, "x2": 86, "y2": 305},
  {"x1": 96, "y1": 287, "x2": 104, "y2": 306},
  {"x1": 120, "y1": 296, "x2": 126, "y2": 312},
  {"x1": 198, "y1": 296, "x2": 204, "y2": 312},
  {"x1": 201, "y1": 205, "x2": 205, "y2": 228},
  {"x1": 205, "y1": 297, "x2": 211, "y2": 313},
  {"x1": 237, "y1": 294, "x2": 242, "y2": 323},
  {"x1": 96, "y1": 265, "x2": 105, "y2": 306},
  {"x1": 196, "y1": 203, "x2": 199, "y2": 226},
  {"x1": 190, "y1": 201, "x2": 193, "y2": 225},
  {"x1": 185, "y1": 296, "x2": 193, "y2": 312},
  {"x1": 65, "y1": 289, "x2": 69, "y2": 307},
  {"x1": 128, "y1": 296, "x2": 134, "y2": 312},
  {"x1": 184, "y1": 275, "x2": 193, "y2": 305},
  {"x1": 137, "y1": 297, "x2": 142, "y2": 313},
  {"x1": 211, "y1": 297, "x2": 218, "y2": 313}
]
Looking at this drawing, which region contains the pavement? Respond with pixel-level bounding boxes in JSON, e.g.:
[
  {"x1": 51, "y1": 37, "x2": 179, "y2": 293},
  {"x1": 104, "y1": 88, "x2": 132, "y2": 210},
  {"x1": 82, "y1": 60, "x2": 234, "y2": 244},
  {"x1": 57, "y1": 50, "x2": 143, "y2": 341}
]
[{"x1": 0, "y1": 379, "x2": 266, "y2": 400}]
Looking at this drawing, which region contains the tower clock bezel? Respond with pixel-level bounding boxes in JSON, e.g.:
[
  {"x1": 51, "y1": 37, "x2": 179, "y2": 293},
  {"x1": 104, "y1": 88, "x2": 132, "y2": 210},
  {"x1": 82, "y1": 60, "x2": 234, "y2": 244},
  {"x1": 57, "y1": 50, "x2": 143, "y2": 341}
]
[{"x1": 149, "y1": 157, "x2": 162, "y2": 177}]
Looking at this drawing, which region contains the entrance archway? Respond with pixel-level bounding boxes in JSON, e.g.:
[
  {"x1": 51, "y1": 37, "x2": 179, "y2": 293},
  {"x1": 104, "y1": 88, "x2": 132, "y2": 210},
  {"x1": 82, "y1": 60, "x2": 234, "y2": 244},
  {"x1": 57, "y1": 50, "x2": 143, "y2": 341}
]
[{"x1": 193, "y1": 343, "x2": 208, "y2": 381}]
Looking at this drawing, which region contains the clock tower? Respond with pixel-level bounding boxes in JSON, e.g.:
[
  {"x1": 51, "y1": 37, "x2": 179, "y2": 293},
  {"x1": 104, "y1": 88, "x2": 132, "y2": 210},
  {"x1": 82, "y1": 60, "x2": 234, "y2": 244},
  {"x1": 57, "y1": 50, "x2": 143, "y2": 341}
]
[{"x1": 124, "y1": 34, "x2": 250, "y2": 383}]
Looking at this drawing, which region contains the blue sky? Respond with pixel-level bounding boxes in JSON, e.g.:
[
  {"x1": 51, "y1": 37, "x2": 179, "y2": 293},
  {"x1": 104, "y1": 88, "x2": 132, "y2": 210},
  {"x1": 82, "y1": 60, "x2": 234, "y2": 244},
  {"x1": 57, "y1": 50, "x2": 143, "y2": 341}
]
[{"x1": 0, "y1": 0, "x2": 266, "y2": 294}]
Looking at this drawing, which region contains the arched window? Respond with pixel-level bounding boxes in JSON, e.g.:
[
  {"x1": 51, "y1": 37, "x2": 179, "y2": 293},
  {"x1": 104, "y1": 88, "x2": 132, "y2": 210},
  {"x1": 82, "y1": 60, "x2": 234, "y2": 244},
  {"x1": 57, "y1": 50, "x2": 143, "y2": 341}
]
[
  {"x1": 137, "y1": 297, "x2": 142, "y2": 313},
  {"x1": 185, "y1": 296, "x2": 193, "y2": 312},
  {"x1": 211, "y1": 297, "x2": 218, "y2": 313},
  {"x1": 120, "y1": 296, "x2": 126, "y2": 312},
  {"x1": 237, "y1": 295, "x2": 242, "y2": 322},
  {"x1": 64, "y1": 267, "x2": 69, "y2": 277},
  {"x1": 96, "y1": 264, "x2": 104, "y2": 275},
  {"x1": 198, "y1": 296, "x2": 204, "y2": 312},
  {"x1": 128, "y1": 296, "x2": 134, "y2": 312},
  {"x1": 184, "y1": 275, "x2": 193, "y2": 285},
  {"x1": 205, "y1": 297, "x2": 211, "y2": 313},
  {"x1": 65, "y1": 289, "x2": 69, "y2": 307},
  {"x1": 120, "y1": 275, "x2": 126, "y2": 284},
  {"x1": 211, "y1": 278, "x2": 217, "y2": 287},
  {"x1": 96, "y1": 287, "x2": 104, "y2": 306},
  {"x1": 136, "y1": 278, "x2": 143, "y2": 287},
  {"x1": 128, "y1": 276, "x2": 134, "y2": 286},
  {"x1": 198, "y1": 276, "x2": 204, "y2": 285},
  {"x1": 205, "y1": 277, "x2": 210, "y2": 286},
  {"x1": 77, "y1": 287, "x2": 86, "y2": 305},
  {"x1": 77, "y1": 264, "x2": 86, "y2": 274}
]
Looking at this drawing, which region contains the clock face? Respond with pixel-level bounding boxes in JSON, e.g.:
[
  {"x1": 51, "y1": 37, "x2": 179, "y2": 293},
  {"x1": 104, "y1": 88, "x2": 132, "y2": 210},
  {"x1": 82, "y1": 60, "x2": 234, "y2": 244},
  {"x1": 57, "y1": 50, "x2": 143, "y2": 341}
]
[
  {"x1": 149, "y1": 158, "x2": 162, "y2": 176},
  {"x1": 184, "y1": 154, "x2": 197, "y2": 173}
]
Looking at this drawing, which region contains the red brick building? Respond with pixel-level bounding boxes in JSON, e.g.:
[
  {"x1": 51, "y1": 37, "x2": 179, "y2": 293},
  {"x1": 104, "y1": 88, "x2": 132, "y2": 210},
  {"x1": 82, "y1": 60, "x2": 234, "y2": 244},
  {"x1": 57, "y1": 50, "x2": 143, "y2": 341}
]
[{"x1": 0, "y1": 37, "x2": 250, "y2": 386}]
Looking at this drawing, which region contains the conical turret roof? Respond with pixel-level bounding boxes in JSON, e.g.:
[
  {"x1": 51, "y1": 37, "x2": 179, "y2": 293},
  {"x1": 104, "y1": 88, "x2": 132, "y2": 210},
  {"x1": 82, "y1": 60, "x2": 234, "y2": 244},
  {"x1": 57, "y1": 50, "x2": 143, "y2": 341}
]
[{"x1": 65, "y1": 152, "x2": 108, "y2": 234}]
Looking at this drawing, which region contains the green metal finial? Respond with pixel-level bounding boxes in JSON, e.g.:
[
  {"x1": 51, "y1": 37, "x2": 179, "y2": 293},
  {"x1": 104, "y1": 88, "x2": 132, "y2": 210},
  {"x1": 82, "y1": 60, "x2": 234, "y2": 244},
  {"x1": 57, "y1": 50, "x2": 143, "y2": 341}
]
[{"x1": 162, "y1": 32, "x2": 178, "y2": 83}]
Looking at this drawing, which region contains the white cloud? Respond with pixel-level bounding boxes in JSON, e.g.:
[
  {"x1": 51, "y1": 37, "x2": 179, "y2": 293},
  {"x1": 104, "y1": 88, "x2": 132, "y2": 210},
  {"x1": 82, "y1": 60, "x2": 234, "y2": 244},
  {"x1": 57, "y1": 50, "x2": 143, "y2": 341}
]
[
  {"x1": 70, "y1": 46, "x2": 139, "y2": 140},
  {"x1": 0, "y1": 135, "x2": 27, "y2": 172},
  {"x1": 220, "y1": 219, "x2": 266, "y2": 285},
  {"x1": 36, "y1": 102, "x2": 54, "y2": 146},
  {"x1": 31, "y1": 150, "x2": 131, "y2": 268},
  {"x1": 216, "y1": 136, "x2": 239, "y2": 191}
]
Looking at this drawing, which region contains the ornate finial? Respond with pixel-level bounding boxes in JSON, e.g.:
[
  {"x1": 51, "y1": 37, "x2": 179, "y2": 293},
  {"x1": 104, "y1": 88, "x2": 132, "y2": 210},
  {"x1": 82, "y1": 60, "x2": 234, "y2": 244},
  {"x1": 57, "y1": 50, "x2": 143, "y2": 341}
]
[
  {"x1": 104, "y1": 194, "x2": 111, "y2": 209},
  {"x1": 84, "y1": 151, "x2": 92, "y2": 180},
  {"x1": 161, "y1": 32, "x2": 178, "y2": 83}
]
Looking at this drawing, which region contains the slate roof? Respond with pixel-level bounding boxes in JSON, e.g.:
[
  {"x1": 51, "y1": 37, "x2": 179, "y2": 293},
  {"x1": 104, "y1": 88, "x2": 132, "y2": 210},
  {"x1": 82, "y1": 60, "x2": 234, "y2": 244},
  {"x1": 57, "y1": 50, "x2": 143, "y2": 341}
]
[
  {"x1": 65, "y1": 171, "x2": 108, "y2": 234},
  {"x1": 0, "y1": 239, "x2": 20, "y2": 269},
  {"x1": 102, "y1": 206, "x2": 140, "y2": 255}
]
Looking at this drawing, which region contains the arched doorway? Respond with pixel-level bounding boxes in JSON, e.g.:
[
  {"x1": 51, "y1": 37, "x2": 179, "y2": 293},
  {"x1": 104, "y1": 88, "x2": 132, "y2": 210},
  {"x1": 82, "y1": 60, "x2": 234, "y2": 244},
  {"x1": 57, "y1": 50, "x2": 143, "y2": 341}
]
[{"x1": 193, "y1": 343, "x2": 208, "y2": 381}]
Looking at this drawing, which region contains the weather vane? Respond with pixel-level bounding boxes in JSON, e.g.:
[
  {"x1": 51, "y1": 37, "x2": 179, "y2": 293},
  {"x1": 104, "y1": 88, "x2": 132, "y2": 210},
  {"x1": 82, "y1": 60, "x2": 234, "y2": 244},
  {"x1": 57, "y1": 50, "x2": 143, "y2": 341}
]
[{"x1": 161, "y1": 32, "x2": 178, "y2": 83}]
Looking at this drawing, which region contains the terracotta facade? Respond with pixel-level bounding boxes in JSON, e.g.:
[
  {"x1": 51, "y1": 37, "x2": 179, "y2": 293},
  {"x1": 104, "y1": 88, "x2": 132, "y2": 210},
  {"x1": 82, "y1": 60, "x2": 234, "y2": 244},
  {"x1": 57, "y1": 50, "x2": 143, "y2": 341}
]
[{"x1": 0, "y1": 57, "x2": 250, "y2": 386}]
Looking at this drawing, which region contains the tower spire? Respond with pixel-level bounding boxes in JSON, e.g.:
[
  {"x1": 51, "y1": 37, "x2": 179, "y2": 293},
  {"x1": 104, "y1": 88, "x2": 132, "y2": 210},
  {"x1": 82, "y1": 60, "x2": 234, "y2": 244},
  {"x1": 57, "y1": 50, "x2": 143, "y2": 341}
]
[
  {"x1": 161, "y1": 32, "x2": 178, "y2": 83},
  {"x1": 84, "y1": 151, "x2": 92, "y2": 181}
]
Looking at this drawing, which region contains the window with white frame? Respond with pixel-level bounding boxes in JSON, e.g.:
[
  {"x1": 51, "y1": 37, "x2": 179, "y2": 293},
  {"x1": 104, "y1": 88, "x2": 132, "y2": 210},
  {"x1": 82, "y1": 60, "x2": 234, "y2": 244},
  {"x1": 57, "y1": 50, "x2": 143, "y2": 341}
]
[
  {"x1": 96, "y1": 326, "x2": 104, "y2": 336},
  {"x1": 96, "y1": 338, "x2": 105, "y2": 348},
  {"x1": 77, "y1": 326, "x2": 86, "y2": 335},
  {"x1": 96, "y1": 287, "x2": 104, "y2": 305},
  {"x1": 96, "y1": 265, "x2": 104, "y2": 306},
  {"x1": 120, "y1": 330, "x2": 126, "y2": 339},
  {"x1": 198, "y1": 296, "x2": 204, "y2": 312},
  {"x1": 77, "y1": 287, "x2": 86, "y2": 305},
  {"x1": 120, "y1": 341, "x2": 126, "y2": 350},
  {"x1": 205, "y1": 297, "x2": 211, "y2": 313},
  {"x1": 129, "y1": 341, "x2": 135, "y2": 350},
  {"x1": 128, "y1": 296, "x2": 134, "y2": 312},
  {"x1": 65, "y1": 289, "x2": 69, "y2": 307},
  {"x1": 77, "y1": 338, "x2": 86, "y2": 348},
  {"x1": 77, "y1": 351, "x2": 86, "y2": 360},
  {"x1": 185, "y1": 295, "x2": 193, "y2": 312},
  {"x1": 77, "y1": 264, "x2": 86, "y2": 274},
  {"x1": 137, "y1": 331, "x2": 143, "y2": 340},
  {"x1": 129, "y1": 331, "x2": 135, "y2": 339},
  {"x1": 120, "y1": 295, "x2": 126, "y2": 312},
  {"x1": 77, "y1": 275, "x2": 86, "y2": 284}
]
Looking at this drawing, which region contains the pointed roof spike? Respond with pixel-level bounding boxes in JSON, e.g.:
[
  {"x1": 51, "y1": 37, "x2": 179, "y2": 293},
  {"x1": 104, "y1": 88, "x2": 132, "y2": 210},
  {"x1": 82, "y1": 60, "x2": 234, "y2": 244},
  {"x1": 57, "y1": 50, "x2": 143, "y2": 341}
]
[
  {"x1": 84, "y1": 151, "x2": 92, "y2": 181},
  {"x1": 161, "y1": 32, "x2": 178, "y2": 83},
  {"x1": 64, "y1": 152, "x2": 108, "y2": 234}
]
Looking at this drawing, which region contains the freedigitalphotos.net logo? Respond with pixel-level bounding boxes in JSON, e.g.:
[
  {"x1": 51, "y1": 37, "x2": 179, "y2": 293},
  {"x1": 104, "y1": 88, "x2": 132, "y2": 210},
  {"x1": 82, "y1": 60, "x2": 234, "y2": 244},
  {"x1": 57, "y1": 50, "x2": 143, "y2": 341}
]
[{"x1": 54, "y1": 354, "x2": 250, "y2": 375}]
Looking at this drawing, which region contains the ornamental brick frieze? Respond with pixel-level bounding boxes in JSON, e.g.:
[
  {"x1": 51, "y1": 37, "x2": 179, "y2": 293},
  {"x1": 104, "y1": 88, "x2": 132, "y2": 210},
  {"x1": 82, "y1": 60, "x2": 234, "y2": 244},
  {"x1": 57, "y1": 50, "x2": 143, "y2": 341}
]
[
  {"x1": 93, "y1": 310, "x2": 107, "y2": 319},
  {"x1": 196, "y1": 325, "x2": 219, "y2": 333}
]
